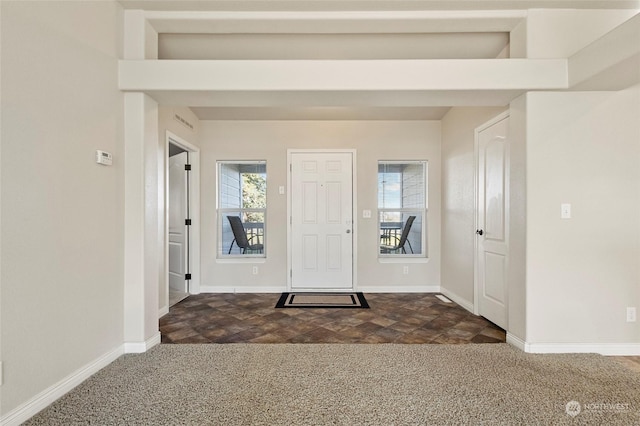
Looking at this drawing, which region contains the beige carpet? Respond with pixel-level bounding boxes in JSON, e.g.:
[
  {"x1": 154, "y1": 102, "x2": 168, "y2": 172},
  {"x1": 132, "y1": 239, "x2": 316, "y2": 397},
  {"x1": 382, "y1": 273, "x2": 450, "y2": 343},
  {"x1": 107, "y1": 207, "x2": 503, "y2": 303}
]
[{"x1": 25, "y1": 344, "x2": 640, "y2": 425}]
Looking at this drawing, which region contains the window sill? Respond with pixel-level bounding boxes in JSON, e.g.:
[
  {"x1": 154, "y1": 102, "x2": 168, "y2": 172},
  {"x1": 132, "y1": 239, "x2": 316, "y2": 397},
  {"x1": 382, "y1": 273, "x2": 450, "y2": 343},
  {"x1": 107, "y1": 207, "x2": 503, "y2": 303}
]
[
  {"x1": 216, "y1": 257, "x2": 266, "y2": 264},
  {"x1": 378, "y1": 257, "x2": 430, "y2": 264}
]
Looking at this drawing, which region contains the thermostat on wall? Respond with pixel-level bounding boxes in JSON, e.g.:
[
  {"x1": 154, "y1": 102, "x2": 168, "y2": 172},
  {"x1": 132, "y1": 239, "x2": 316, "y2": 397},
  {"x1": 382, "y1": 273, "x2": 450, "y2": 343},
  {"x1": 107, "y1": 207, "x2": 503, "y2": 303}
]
[{"x1": 96, "y1": 150, "x2": 113, "y2": 166}]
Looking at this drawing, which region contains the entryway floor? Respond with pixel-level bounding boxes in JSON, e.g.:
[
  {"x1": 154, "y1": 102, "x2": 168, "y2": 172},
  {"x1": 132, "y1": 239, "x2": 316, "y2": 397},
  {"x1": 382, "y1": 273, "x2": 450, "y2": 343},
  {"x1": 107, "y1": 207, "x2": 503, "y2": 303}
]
[{"x1": 160, "y1": 293, "x2": 506, "y2": 344}]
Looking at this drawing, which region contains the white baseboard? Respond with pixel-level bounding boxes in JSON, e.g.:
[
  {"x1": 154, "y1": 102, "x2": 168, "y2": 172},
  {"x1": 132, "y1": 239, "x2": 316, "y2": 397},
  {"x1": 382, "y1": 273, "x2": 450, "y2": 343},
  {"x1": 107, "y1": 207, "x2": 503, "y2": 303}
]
[
  {"x1": 358, "y1": 285, "x2": 440, "y2": 293},
  {"x1": 439, "y1": 287, "x2": 474, "y2": 313},
  {"x1": 124, "y1": 332, "x2": 161, "y2": 354},
  {"x1": 506, "y1": 333, "x2": 526, "y2": 351},
  {"x1": 506, "y1": 333, "x2": 640, "y2": 355},
  {"x1": 524, "y1": 342, "x2": 640, "y2": 356},
  {"x1": 1, "y1": 345, "x2": 124, "y2": 426},
  {"x1": 199, "y1": 286, "x2": 286, "y2": 293},
  {"x1": 159, "y1": 305, "x2": 169, "y2": 318}
]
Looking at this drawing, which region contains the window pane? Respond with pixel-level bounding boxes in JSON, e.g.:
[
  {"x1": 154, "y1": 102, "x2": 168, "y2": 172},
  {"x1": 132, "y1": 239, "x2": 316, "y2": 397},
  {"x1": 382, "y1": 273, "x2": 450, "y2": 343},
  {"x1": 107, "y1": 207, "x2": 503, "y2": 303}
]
[
  {"x1": 378, "y1": 164, "x2": 403, "y2": 209},
  {"x1": 379, "y1": 212, "x2": 424, "y2": 255}
]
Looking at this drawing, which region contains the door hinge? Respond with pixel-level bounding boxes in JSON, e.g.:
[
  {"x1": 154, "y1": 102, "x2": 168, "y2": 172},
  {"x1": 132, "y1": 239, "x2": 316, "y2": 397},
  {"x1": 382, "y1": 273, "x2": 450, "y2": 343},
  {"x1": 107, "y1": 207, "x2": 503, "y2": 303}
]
[
  {"x1": 185, "y1": 273, "x2": 192, "y2": 280},
  {"x1": 185, "y1": 219, "x2": 192, "y2": 226},
  {"x1": 185, "y1": 164, "x2": 191, "y2": 171}
]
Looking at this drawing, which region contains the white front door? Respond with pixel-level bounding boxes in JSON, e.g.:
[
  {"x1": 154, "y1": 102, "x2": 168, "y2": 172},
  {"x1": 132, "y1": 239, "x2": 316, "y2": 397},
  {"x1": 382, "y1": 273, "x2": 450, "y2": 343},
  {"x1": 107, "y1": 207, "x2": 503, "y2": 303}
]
[
  {"x1": 476, "y1": 115, "x2": 509, "y2": 329},
  {"x1": 291, "y1": 152, "x2": 354, "y2": 290},
  {"x1": 168, "y1": 151, "x2": 189, "y2": 295}
]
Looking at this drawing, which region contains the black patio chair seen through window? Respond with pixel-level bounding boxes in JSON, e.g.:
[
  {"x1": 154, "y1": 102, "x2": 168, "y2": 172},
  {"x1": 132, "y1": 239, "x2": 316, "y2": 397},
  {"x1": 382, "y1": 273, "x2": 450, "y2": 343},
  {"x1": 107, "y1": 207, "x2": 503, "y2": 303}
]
[
  {"x1": 227, "y1": 216, "x2": 264, "y2": 254},
  {"x1": 380, "y1": 215, "x2": 416, "y2": 254}
]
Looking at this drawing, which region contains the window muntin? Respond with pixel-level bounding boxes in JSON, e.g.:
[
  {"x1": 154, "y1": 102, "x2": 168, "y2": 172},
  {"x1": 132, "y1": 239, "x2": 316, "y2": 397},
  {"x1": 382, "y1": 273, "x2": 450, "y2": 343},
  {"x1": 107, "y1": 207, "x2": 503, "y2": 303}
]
[
  {"x1": 378, "y1": 161, "x2": 427, "y2": 257},
  {"x1": 218, "y1": 161, "x2": 266, "y2": 257}
]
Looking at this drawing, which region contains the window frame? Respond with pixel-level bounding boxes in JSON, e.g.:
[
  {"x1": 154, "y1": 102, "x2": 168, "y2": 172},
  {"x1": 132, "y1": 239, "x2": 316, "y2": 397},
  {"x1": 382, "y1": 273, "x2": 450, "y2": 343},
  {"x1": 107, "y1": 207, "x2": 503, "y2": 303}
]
[
  {"x1": 217, "y1": 160, "x2": 267, "y2": 259},
  {"x1": 377, "y1": 160, "x2": 428, "y2": 259}
]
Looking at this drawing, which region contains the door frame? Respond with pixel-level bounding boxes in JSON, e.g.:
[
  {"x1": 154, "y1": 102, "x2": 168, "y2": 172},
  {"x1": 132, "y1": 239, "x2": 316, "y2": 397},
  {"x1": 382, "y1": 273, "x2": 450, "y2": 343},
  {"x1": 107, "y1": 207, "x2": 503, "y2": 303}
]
[
  {"x1": 473, "y1": 111, "x2": 510, "y2": 317},
  {"x1": 168, "y1": 151, "x2": 190, "y2": 298},
  {"x1": 287, "y1": 149, "x2": 358, "y2": 292},
  {"x1": 164, "y1": 131, "x2": 200, "y2": 312}
]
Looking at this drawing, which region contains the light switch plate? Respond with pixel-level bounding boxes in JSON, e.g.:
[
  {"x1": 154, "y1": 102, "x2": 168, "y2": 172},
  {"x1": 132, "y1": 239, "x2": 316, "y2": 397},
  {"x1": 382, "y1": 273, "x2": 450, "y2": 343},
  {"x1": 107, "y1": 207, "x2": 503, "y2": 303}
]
[
  {"x1": 363, "y1": 210, "x2": 371, "y2": 218},
  {"x1": 561, "y1": 203, "x2": 571, "y2": 219}
]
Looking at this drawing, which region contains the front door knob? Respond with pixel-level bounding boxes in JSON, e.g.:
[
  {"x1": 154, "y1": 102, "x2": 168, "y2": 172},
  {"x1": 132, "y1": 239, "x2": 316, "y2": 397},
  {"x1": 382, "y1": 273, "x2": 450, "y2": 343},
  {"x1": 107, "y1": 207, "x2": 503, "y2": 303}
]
[{"x1": 476, "y1": 229, "x2": 484, "y2": 236}]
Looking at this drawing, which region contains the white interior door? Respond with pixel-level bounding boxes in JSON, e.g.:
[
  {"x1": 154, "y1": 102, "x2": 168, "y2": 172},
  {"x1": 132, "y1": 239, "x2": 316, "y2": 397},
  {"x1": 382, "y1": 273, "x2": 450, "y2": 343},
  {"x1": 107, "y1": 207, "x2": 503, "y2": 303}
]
[
  {"x1": 291, "y1": 152, "x2": 353, "y2": 290},
  {"x1": 476, "y1": 115, "x2": 509, "y2": 329},
  {"x1": 168, "y1": 151, "x2": 189, "y2": 294}
]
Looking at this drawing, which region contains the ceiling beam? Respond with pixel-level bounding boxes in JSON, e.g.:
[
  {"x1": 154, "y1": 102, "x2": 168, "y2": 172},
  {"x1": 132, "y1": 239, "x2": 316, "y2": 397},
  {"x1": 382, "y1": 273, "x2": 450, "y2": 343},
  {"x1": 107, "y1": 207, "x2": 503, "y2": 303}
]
[{"x1": 119, "y1": 59, "x2": 567, "y2": 93}]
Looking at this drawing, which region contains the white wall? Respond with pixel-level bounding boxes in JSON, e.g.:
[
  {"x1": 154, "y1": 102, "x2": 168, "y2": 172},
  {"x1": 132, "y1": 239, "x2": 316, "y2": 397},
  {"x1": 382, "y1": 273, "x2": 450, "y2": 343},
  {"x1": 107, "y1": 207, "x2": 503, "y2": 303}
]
[
  {"x1": 123, "y1": 93, "x2": 161, "y2": 349},
  {"x1": 507, "y1": 95, "x2": 528, "y2": 342},
  {"x1": 1, "y1": 0, "x2": 124, "y2": 416},
  {"x1": 525, "y1": 85, "x2": 640, "y2": 346},
  {"x1": 159, "y1": 106, "x2": 200, "y2": 145},
  {"x1": 440, "y1": 107, "x2": 507, "y2": 308},
  {"x1": 199, "y1": 121, "x2": 441, "y2": 292}
]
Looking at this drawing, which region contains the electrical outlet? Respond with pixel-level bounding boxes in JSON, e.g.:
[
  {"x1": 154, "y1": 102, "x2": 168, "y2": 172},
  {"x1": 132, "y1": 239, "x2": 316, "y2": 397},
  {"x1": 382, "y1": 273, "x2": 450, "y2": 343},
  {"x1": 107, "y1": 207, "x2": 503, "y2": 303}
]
[
  {"x1": 252, "y1": 266, "x2": 258, "y2": 275},
  {"x1": 403, "y1": 266, "x2": 409, "y2": 275},
  {"x1": 627, "y1": 307, "x2": 636, "y2": 322}
]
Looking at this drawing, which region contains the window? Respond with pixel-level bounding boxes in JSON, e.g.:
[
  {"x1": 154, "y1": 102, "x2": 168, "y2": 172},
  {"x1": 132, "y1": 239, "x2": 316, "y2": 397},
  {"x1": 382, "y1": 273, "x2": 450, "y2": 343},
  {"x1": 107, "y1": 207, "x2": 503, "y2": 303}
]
[
  {"x1": 378, "y1": 161, "x2": 427, "y2": 257},
  {"x1": 218, "y1": 161, "x2": 266, "y2": 257}
]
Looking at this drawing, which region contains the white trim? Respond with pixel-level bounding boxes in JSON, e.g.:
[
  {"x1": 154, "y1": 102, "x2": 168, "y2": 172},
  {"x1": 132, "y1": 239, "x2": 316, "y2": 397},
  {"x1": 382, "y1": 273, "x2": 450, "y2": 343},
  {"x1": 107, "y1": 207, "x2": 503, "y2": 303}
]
[
  {"x1": 124, "y1": 332, "x2": 161, "y2": 354},
  {"x1": 0, "y1": 345, "x2": 124, "y2": 426},
  {"x1": 200, "y1": 286, "x2": 285, "y2": 293},
  {"x1": 359, "y1": 285, "x2": 441, "y2": 293},
  {"x1": 159, "y1": 304, "x2": 169, "y2": 317},
  {"x1": 378, "y1": 257, "x2": 431, "y2": 264},
  {"x1": 287, "y1": 149, "x2": 358, "y2": 292},
  {"x1": 523, "y1": 342, "x2": 640, "y2": 356},
  {"x1": 506, "y1": 334, "x2": 640, "y2": 355},
  {"x1": 506, "y1": 332, "x2": 527, "y2": 351},
  {"x1": 216, "y1": 258, "x2": 267, "y2": 264},
  {"x1": 165, "y1": 131, "x2": 201, "y2": 308},
  {"x1": 439, "y1": 287, "x2": 474, "y2": 313}
]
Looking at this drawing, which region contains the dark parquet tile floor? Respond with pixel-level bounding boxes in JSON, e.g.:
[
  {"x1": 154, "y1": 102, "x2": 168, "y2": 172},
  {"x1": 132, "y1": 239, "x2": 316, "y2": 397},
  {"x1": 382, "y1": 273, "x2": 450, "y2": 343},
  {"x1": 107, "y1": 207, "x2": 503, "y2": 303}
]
[{"x1": 160, "y1": 293, "x2": 506, "y2": 344}]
